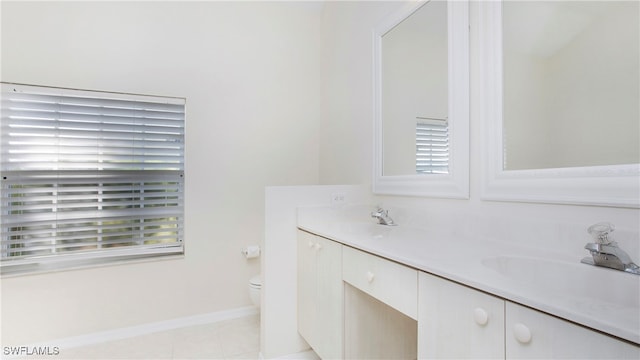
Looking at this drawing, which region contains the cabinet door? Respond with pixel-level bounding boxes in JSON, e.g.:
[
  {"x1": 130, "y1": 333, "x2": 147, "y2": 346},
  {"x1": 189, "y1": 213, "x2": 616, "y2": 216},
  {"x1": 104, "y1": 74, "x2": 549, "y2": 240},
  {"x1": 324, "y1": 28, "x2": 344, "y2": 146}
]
[
  {"x1": 506, "y1": 302, "x2": 640, "y2": 359},
  {"x1": 297, "y1": 230, "x2": 344, "y2": 359},
  {"x1": 297, "y1": 230, "x2": 317, "y2": 346},
  {"x1": 315, "y1": 236, "x2": 343, "y2": 359},
  {"x1": 418, "y1": 272, "x2": 505, "y2": 359}
]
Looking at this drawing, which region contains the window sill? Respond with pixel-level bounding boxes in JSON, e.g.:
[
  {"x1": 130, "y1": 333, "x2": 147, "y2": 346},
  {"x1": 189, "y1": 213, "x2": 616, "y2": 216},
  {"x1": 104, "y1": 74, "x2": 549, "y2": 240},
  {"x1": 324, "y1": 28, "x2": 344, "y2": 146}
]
[{"x1": 1, "y1": 253, "x2": 185, "y2": 278}]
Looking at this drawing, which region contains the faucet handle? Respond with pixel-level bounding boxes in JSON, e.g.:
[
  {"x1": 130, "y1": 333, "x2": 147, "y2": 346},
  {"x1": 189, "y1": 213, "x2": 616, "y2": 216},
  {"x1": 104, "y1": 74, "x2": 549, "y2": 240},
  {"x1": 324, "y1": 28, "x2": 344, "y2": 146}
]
[{"x1": 588, "y1": 222, "x2": 615, "y2": 245}]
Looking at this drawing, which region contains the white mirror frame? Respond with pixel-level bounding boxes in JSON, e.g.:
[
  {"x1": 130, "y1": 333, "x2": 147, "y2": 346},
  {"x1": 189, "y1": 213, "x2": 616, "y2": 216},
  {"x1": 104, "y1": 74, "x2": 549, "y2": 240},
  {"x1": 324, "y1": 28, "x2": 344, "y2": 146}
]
[
  {"x1": 373, "y1": 0, "x2": 470, "y2": 198},
  {"x1": 479, "y1": 1, "x2": 640, "y2": 208}
]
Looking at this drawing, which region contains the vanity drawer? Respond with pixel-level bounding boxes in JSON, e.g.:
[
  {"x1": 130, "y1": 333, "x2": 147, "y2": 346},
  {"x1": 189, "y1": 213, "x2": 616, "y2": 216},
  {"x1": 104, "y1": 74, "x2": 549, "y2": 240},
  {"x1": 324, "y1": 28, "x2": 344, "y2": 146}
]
[{"x1": 342, "y1": 246, "x2": 418, "y2": 319}]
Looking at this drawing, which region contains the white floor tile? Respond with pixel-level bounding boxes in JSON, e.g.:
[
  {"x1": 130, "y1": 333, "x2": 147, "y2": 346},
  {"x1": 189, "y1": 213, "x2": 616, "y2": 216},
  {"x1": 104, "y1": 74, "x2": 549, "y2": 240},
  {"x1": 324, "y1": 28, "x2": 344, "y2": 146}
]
[{"x1": 55, "y1": 314, "x2": 260, "y2": 360}]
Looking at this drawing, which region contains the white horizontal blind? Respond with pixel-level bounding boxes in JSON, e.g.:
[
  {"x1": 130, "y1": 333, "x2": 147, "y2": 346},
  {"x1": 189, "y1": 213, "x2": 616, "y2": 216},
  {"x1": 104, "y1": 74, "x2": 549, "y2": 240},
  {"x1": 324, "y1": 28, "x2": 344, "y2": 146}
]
[
  {"x1": 416, "y1": 118, "x2": 449, "y2": 174},
  {"x1": 1, "y1": 83, "x2": 185, "y2": 270}
]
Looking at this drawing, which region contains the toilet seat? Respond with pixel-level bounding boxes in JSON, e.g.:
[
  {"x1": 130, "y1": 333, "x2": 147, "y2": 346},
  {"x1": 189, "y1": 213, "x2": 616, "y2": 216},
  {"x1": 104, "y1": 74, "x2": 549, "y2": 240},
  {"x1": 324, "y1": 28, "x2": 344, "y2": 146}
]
[
  {"x1": 249, "y1": 274, "x2": 261, "y2": 309},
  {"x1": 249, "y1": 275, "x2": 262, "y2": 289}
]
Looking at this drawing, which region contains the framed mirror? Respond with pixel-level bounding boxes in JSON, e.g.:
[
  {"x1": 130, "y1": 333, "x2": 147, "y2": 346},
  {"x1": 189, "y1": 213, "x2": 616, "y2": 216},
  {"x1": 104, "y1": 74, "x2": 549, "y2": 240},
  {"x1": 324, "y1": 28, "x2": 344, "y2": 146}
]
[
  {"x1": 479, "y1": 1, "x2": 640, "y2": 207},
  {"x1": 373, "y1": 0, "x2": 469, "y2": 198}
]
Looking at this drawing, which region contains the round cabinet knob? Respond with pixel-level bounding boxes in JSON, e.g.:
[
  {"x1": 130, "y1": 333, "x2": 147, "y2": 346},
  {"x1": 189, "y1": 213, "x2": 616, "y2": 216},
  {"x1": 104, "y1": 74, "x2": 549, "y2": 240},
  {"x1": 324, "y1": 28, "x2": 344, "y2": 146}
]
[
  {"x1": 366, "y1": 271, "x2": 375, "y2": 283},
  {"x1": 314, "y1": 242, "x2": 322, "y2": 251},
  {"x1": 513, "y1": 323, "x2": 532, "y2": 344},
  {"x1": 473, "y1": 308, "x2": 489, "y2": 326}
]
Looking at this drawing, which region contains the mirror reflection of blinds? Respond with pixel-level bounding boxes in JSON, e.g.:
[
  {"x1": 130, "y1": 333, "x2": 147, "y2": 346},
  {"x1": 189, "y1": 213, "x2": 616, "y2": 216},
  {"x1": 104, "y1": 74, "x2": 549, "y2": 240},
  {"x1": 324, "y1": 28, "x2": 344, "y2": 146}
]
[
  {"x1": 416, "y1": 117, "x2": 449, "y2": 174},
  {"x1": 0, "y1": 83, "x2": 185, "y2": 270}
]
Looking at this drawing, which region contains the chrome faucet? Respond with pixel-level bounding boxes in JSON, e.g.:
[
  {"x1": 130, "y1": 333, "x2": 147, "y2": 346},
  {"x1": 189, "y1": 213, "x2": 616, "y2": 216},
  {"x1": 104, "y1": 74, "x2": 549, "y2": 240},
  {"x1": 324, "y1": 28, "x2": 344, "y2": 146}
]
[
  {"x1": 581, "y1": 222, "x2": 640, "y2": 275},
  {"x1": 371, "y1": 207, "x2": 397, "y2": 226}
]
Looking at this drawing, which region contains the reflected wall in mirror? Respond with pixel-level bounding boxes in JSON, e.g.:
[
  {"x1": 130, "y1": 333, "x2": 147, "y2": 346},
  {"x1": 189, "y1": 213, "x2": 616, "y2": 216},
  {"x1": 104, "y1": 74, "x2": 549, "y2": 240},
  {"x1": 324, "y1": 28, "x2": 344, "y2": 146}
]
[
  {"x1": 373, "y1": 0, "x2": 469, "y2": 199},
  {"x1": 503, "y1": 1, "x2": 639, "y2": 170},
  {"x1": 382, "y1": 0, "x2": 448, "y2": 176}
]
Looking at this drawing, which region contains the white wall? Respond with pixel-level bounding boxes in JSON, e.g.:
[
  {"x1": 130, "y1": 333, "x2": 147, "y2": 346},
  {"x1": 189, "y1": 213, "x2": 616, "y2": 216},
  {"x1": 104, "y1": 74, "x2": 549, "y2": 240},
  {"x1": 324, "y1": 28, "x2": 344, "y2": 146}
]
[
  {"x1": 319, "y1": 1, "x2": 408, "y2": 185},
  {"x1": 1, "y1": 1, "x2": 322, "y2": 345},
  {"x1": 318, "y1": 1, "x2": 639, "y2": 254}
]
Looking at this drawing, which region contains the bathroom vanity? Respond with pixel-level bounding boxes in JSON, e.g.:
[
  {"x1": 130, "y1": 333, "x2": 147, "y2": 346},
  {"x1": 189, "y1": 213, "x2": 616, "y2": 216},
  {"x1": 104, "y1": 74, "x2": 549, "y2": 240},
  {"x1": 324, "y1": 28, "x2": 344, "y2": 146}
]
[
  {"x1": 296, "y1": 207, "x2": 640, "y2": 359},
  {"x1": 290, "y1": 0, "x2": 640, "y2": 357}
]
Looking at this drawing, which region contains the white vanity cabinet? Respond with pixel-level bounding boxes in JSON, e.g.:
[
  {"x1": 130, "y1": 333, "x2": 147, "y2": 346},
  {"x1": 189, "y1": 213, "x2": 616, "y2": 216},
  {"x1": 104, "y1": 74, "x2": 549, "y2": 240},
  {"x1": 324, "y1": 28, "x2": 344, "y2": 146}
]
[
  {"x1": 505, "y1": 302, "x2": 640, "y2": 359},
  {"x1": 418, "y1": 272, "x2": 639, "y2": 359},
  {"x1": 296, "y1": 229, "x2": 639, "y2": 359},
  {"x1": 296, "y1": 230, "x2": 343, "y2": 359},
  {"x1": 418, "y1": 272, "x2": 505, "y2": 359}
]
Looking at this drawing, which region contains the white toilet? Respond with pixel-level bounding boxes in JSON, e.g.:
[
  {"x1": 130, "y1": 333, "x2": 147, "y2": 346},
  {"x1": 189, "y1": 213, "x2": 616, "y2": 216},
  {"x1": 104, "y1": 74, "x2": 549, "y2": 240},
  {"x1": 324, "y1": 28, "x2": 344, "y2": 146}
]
[{"x1": 249, "y1": 274, "x2": 262, "y2": 309}]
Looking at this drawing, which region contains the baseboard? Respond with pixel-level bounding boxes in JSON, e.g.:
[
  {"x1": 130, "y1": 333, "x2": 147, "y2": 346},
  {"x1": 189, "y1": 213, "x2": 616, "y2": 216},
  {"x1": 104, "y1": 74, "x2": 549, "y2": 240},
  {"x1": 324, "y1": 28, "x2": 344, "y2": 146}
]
[{"x1": 29, "y1": 306, "x2": 259, "y2": 350}]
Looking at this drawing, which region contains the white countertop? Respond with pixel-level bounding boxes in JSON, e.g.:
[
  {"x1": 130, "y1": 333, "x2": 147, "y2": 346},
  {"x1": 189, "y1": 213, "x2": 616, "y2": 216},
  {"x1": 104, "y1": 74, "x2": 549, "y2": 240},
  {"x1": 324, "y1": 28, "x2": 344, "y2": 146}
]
[{"x1": 297, "y1": 206, "x2": 640, "y2": 345}]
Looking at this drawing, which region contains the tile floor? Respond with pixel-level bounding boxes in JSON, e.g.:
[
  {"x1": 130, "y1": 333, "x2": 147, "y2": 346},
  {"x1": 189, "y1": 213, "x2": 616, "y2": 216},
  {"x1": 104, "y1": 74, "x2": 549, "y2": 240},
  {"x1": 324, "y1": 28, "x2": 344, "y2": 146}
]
[{"x1": 58, "y1": 314, "x2": 261, "y2": 360}]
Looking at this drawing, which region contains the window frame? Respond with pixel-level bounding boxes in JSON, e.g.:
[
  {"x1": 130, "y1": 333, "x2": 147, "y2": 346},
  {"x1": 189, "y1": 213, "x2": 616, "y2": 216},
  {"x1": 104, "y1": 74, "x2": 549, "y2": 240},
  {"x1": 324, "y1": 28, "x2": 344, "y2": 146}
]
[
  {"x1": 416, "y1": 117, "x2": 449, "y2": 174},
  {"x1": 1, "y1": 83, "x2": 186, "y2": 275}
]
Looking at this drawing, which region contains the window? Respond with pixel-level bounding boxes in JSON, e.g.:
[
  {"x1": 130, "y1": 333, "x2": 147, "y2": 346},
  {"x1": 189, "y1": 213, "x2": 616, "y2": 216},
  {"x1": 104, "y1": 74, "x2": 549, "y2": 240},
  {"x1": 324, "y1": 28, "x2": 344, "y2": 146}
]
[
  {"x1": 416, "y1": 117, "x2": 449, "y2": 174},
  {"x1": 1, "y1": 83, "x2": 185, "y2": 274}
]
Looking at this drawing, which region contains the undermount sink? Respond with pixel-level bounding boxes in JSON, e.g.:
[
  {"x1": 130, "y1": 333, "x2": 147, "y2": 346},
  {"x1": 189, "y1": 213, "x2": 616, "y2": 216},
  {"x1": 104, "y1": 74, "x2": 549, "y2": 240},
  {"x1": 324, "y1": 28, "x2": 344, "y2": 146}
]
[
  {"x1": 481, "y1": 255, "x2": 640, "y2": 310},
  {"x1": 331, "y1": 222, "x2": 431, "y2": 243},
  {"x1": 331, "y1": 222, "x2": 395, "y2": 238}
]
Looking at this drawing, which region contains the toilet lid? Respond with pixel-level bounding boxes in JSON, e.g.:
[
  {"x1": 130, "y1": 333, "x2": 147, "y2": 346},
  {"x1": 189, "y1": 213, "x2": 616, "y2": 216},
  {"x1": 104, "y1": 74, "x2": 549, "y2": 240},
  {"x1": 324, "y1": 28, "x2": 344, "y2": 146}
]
[{"x1": 250, "y1": 275, "x2": 262, "y2": 287}]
